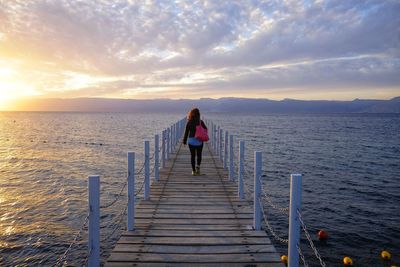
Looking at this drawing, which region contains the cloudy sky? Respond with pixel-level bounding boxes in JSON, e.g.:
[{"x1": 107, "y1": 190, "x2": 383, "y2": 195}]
[{"x1": 0, "y1": 0, "x2": 399, "y2": 105}]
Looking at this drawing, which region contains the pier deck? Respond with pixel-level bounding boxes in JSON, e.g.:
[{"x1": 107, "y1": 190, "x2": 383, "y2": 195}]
[{"x1": 105, "y1": 142, "x2": 283, "y2": 266}]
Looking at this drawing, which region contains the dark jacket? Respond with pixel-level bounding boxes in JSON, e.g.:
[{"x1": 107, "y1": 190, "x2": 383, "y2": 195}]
[{"x1": 183, "y1": 119, "x2": 207, "y2": 145}]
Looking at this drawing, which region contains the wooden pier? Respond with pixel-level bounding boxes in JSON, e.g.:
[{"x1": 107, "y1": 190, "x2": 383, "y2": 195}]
[{"x1": 105, "y1": 141, "x2": 283, "y2": 266}]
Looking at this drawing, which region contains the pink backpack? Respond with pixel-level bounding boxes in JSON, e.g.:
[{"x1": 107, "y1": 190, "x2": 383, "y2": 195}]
[{"x1": 195, "y1": 120, "x2": 209, "y2": 142}]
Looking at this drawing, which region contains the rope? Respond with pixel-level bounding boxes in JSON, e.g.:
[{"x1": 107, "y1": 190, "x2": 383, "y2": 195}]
[
  {"x1": 259, "y1": 198, "x2": 289, "y2": 244},
  {"x1": 297, "y1": 209, "x2": 327, "y2": 267},
  {"x1": 54, "y1": 214, "x2": 89, "y2": 267}
]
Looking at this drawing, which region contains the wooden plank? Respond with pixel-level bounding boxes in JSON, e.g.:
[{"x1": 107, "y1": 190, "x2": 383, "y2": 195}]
[
  {"x1": 106, "y1": 263, "x2": 284, "y2": 267},
  {"x1": 132, "y1": 224, "x2": 254, "y2": 231},
  {"x1": 121, "y1": 230, "x2": 267, "y2": 237},
  {"x1": 107, "y1": 252, "x2": 281, "y2": 263},
  {"x1": 135, "y1": 214, "x2": 253, "y2": 219},
  {"x1": 117, "y1": 236, "x2": 271, "y2": 245},
  {"x1": 134, "y1": 218, "x2": 253, "y2": 225},
  {"x1": 112, "y1": 243, "x2": 276, "y2": 254}
]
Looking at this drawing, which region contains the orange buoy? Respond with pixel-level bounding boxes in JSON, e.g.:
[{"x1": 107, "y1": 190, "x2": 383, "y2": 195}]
[
  {"x1": 317, "y1": 229, "x2": 328, "y2": 240},
  {"x1": 343, "y1": 256, "x2": 353, "y2": 266},
  {"x1": 281, "y1": 255, "x2": 288, "y2": 265},
  {"x1": 381, "y1": 250, "x2": 391, "y2": 260}
]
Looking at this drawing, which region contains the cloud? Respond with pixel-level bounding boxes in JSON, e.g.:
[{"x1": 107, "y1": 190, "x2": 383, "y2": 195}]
[{"x1": 0, "y1": 0, "x2": 399, "y2": 100}]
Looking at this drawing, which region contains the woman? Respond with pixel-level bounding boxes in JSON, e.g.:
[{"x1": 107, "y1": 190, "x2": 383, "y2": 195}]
[{"x1": 183, "y1": 108, "x2": 207, "y2": 176}]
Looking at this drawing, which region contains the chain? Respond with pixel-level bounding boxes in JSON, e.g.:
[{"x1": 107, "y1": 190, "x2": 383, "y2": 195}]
[
  {"x1": 150, "y1": 165, "x2": 156, "y2": 175},
  {"x1": 297, "y1": 209, "x2": 327, "y2": 267},
  {"x1": 258, "y1": 175, "x2": 289, "y2": 214},
  {"x1": 297, "y1": 244, "x2": 309, "y2": 267},
  {"x1": 100, "y1": 205, "x2": 127, "y2": 243},
  {"x1": 100, "y1": 180, "x2": 128, "y2": 209},
  {"x1": 259, "y1": 199, "x2": 289, "y2": 244},
  {"x1": 135, "y1": 161, "x2": 146, "y2": 175},
  {"x1": 135, "y1": 178, "x2": 145, "y2": 196},
  {"x1": 54, "y1": 214, "x2": 89, "y2": 267}
]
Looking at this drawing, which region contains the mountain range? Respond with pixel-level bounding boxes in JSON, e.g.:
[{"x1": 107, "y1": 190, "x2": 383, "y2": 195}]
[{"x1": 7, "y1": 97, "x2": 400, "y2": 113}]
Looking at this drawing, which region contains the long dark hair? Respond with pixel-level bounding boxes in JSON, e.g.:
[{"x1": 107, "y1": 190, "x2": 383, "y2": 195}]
[{"x1": 188, "y1": 108, "x2": 200, "y2": 123}]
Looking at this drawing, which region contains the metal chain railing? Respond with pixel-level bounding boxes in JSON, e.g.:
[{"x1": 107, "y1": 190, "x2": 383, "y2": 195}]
[
  {"x1": 259, "y1": 198, "x2": 289, "y2": 244},
  {"x1": 135, "y1": 160, "x2": 146, "y2": 175},
  {"x1": 297, "y1": 244, "x2": 309, "y2": 267},
  {"x1": 100, "y1": 205, "x2": 127, "y2": 243},
  {"x1": 258, "y1": 176, "x2": 289, "y2": 214},
  {"x1": 297, "y1": 209, "x2": 327, "y2": 267},
  {"x1": 135, "y1": 177, "x2": 145, "y2": 196},
  {"x1": 54, "y1": 214, "x2": 89, "y2": 267},
  {"x1": 100, "y1": 180, "x2": 128, "y2": 209}
]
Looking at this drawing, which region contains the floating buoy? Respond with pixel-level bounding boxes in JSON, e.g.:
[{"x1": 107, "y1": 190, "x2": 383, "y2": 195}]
[
  {"x1": 343, "y1": 256, "x2": 353, "y2": 266},
  {"x1": 281, "y1": 255, "x2": 288, "y2": 265},
  {"x1": 317, "y1": 229, "x2": 328, "y2": 240},
  {"x1": 381, "y1": 250, "x2": 391, "y2": 260}
]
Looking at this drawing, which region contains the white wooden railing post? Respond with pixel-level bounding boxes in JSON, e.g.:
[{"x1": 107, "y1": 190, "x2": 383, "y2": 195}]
[
  {"x1": 166, "y1": 128, "x2": 170, "y2": 160},
  {"x1": 238, "y1": 141, "x2": 245, "y2": 199},
  {"x1": 216, "y1": 126, "x2": 220, "y2": 156},
  {"x1": 229, "y1": 134, "x2": 234, "y2": 181},
  {"x1": 170, "y1": 125, "x2": 173, "y2": 153},
  {"x1": 162, "y1": 130, "x2": 166, "y2": 168},
  {"x1": 144, "y1": 140, "x2": 150, "y2": 200},
  {"x1": 213, "y1": 124, "x2": 216, "y2": 152},
  {"x1": 172, "y1": 124, "x2": 176, "y2": 149},
  {"x1": 88, "y1": 175, "x2": 100, "y2": 267},
  {"x1": 127, "y1": 152, "x2": 135, "y2": 231},
  {"x1": 288, "y1": 174, "x2": 302, "y2": 267},
  {"x1": 253, "y1": 152, "x2": 262, "y2": 230},
  {"x1": 224, "y1": 131, "x2": 228, "y2": 169},
  {"x1": 219, "y1": 128, "x2": 223, "y2": 162},
  {"x1": 154, "y1": 134, "x2": 159, "y2": 182}
]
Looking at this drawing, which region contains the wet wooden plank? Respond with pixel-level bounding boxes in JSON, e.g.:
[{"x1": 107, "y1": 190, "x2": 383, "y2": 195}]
[
  {"x1": 112, "y1": 243, "x2": 276, "y2": 254},
  {"x1": 107, "y1": 252, "x2": 281, "y2": 263}
]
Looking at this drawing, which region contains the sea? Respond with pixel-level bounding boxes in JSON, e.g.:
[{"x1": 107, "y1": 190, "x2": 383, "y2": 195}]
[{"x1": 0, "y1": 112, "x2": 399, "y2": 266}]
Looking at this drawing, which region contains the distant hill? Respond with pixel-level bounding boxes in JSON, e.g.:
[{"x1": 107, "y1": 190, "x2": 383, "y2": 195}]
[{"x1": 7, "y1": 97, "x2": 400, "y2": 113}]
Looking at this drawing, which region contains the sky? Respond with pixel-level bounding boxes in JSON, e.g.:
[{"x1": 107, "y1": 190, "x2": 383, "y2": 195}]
[{"x1": 0, "y1": 0, "x2": 399, "y2": 109}]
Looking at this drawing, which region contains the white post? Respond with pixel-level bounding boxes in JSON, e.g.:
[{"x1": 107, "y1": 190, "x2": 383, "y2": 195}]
[
  {"x1": 216, "y1": 126, "x2": 220, "y2": 156},
  {"x1": 229, "y1": 134, "x2": 234, "y2": 181},
  {"x1": 172, "y1": 124, "x2": 175, "y2": 150},
  {"x1": 155, "y1": 134, "x2": 159, "y2": 182},
  {"x1": 166, "y1": 128, "x2": 170, "y2": 160},
  {"x1": 224, "y1": 131, "x2": 228, "y2": 169},
  {"x1": 127, "y1": 152, "x2": 135, "y2": 231},
  {"x1": 214, "y1": 124, "x2": 217, "y2": 152},
  {"x1": 212, "y1": 124, "x2": 215, "y2": 152},
  {"x1": 162, "y1": 130, "x2": 166, "y2": 168},
  {"x1": 88, "y1": 175, "x2": 100, "y2": 267},
  {"x1": 288, "y1": 174, "x2": 302, "y2": 267},
  {"x1": 170, "y1": 125, "x2": 173, "y2": 153},
  {"x1": 219, "y1": 128, "x2": 223, "y2": 162},
  {"x1": 253, "y1": 152, "x2": 262, "y2": 230},
  {"x1": 238, "y1": 140, "x2": 245, "y2": 199},
  {"x1": 175, "y1": 122, "x2": 179, "y2": 146},
  {"x1": 144, "y1": 140, "x2": 150, "y2": 200}
]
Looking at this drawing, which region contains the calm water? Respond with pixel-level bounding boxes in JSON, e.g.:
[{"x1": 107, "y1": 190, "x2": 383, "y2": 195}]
[{"x1": 0, "y1": 112, "x2": 399, "y2": 266}]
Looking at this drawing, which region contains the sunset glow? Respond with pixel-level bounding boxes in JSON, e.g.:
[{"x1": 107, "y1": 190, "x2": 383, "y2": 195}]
[{"x1": 0, "y1": 0, "x2": 399, "y2": 110}]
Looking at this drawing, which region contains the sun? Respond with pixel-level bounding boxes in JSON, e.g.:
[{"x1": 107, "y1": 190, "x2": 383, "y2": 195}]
[{"x1": 0, "y1": 68, "x2": 40, "y2": 110}]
